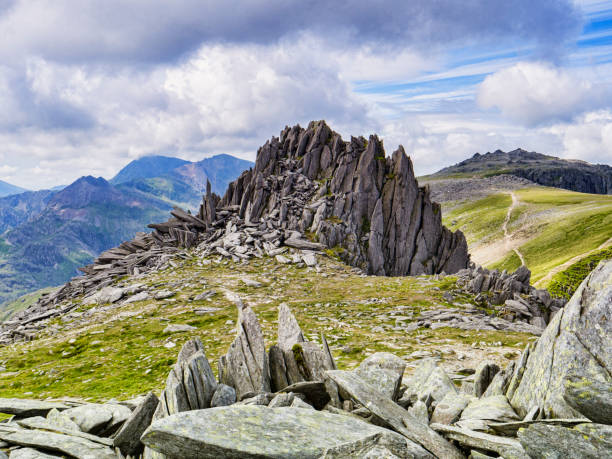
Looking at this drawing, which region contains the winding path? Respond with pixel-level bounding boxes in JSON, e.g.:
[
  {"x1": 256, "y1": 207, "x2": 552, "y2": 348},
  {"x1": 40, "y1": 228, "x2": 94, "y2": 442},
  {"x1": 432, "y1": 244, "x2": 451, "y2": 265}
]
[{"x1": 503, "y1": 192, "x2": 526, "y2": 266}]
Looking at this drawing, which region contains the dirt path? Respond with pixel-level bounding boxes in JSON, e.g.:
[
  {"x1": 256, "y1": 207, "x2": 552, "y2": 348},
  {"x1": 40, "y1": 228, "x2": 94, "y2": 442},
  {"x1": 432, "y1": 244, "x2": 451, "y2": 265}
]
[
  {"x1": 503, "y1": 192, "x2": 526, "y2": 266},
  {"x1": 535, "y1": 235, "x2": 612, "y2": 287}
]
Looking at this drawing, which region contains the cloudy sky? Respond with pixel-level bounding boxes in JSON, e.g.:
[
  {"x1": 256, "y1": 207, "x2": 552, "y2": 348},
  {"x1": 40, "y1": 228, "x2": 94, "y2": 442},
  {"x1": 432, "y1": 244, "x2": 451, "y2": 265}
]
[{"x1": 1, "y1": 0, "x2": 611, "y2": 189}]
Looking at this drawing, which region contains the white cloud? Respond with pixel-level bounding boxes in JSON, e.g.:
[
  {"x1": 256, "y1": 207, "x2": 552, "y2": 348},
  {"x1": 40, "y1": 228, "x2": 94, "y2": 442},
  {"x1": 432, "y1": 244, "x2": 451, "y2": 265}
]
[
  {"x1": 549, "y1": 109, "x2": 612, "y2": 164},
  {"x1": 477, "y1": 61, "x2": 611, "y2": 126}
]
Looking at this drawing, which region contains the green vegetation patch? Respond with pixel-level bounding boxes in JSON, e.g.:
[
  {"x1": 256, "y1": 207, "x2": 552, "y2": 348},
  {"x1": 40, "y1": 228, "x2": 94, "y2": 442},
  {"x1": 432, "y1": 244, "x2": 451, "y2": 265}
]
[{"x1": 548, "y1": 248, "x2": 612, "y2": 299}]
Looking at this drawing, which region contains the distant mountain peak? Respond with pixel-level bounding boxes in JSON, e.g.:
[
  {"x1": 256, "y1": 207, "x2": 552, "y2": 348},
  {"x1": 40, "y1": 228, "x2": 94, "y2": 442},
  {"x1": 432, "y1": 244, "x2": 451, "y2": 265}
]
[
  {"x1": 432, "y1": 148, "x2": 612, "y2": 195},
  {"x1": 110, "y1": 155, "x2": 190, "y2": 185},
  {"x1": 0, "y1": 179, "x2": 27, "y2": 198}
]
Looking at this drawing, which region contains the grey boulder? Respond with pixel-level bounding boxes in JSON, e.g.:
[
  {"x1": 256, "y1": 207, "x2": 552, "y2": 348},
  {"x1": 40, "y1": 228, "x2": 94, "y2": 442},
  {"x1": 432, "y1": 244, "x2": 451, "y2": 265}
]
[{"x1": 141, "y1": 405, "x2": 426, "y2": 459}]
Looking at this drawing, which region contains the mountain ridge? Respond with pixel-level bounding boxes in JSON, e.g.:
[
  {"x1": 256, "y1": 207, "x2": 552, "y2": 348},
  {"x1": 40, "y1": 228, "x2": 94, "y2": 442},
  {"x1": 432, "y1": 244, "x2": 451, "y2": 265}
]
[{"x1": 430, "y1": 148, "x2": 612, "y2": 194}]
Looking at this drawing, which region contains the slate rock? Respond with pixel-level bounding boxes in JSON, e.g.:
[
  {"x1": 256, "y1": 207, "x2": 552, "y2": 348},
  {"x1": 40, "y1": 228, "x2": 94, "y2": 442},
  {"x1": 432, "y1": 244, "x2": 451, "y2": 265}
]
[
  {"x1": 163, "y1": 324, "x2": 197, "y2": 333},
  {"x1": 510, "y1": 260, "x2": 612, "y2": 418},
  {"x1": 473, "y1": 362, "x2": 500, "y2": 397},
  {"x1": 15, "y1": 417, "x2": 113, "y2": 447},
  {"x1": 321, "y1": 431, "x2": 434, "y2": 458},
  {"x1": 327, "y1": 370, "x2": 463, "y2": 459},
  {"x1": 518, "y1": 423, "x2": 612, "y2": 459},
  {"x1": 113, "y1": 391, "x2": 159, "y2": 456},
  {"x1": 430, "y1": 392, "x2": 473, "y2": 425},
  {"x1": 461, "y1": 395, "x2": 520, "y2": 423},
  {"x1": 355, "y1": 352, "x2": 406, "y2": 401},
  {"x1": 0, "y1": 426, "x2": 115, "y2": 459},
  {"x1": 53, "y1": 404, "x2": 114, "y2": 434},
  {"x1": 142, "y1": 405, "x2": 424, "y2": 459},
  {"x1": 210, "y1": 384, "x2": 236, "y2": 408},
  {"x1": 7, "y1": 448, "x2": 60, "y2": 459},
  {"x1": 430, "y1": 423, "x2": 527, "y2": 458},
  {"x1": 403, "y1": 359, "x2": 457, "y2": 406},
  {"x1": 563, "y1": 375, "x2": 612, "y2": 424},
  {"x1": 0, "y1": 399, "x2": 68, "y2": 418}
]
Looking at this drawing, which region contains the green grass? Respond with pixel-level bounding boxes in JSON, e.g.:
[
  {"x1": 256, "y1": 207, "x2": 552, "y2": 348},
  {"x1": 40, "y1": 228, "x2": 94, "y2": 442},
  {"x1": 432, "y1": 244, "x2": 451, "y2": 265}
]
[
  {"x1": 0, "y1": 254, "x2": 532, "y2": 402},
  {"x1": 444, "y1": 186, "x2": 612, "y2": 286},
  {"x1": 444, "y1": 193, "x2": 511, "y2": 245},
  {"x1": 548, "y1": 248, "x2": 612, "y2": 299}
]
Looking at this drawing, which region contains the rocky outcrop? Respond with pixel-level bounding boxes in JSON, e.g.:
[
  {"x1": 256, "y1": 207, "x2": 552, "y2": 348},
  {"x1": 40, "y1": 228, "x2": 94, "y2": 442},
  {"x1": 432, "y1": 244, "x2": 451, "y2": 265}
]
[
  {"x1": 218, "y1": 121, "x2": 469, "y2": 276},
  {"x1": 455, "y1": 264, "x2": 566, "y2": 330},
  {"x1": 507, "y1": 259, "x2": 611, "y2": 419}
]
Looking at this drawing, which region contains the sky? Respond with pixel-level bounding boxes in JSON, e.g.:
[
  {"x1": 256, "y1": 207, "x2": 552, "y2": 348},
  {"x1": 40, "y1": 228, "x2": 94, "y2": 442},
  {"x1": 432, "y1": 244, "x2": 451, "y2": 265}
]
[{"x1": 0, "y1": 0, "x2": 612, "y2": 189}]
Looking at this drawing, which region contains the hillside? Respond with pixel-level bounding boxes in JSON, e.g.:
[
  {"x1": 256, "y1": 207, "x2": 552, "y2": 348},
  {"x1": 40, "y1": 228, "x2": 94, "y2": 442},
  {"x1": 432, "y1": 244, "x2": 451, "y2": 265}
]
[
  {"x1": 439, "y1": 184, "x2": 612, "y2": 287},
  {"x1": 428, "y1": 148, "x2": 612, "y2": 194},
  {"x1": 0, "y1": 179, "x2": 26, "y2": 198}
]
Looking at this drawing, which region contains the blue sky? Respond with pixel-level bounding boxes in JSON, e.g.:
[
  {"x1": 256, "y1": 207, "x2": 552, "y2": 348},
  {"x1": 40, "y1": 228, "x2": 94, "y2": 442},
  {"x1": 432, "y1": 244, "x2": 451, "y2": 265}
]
[{"x1": 0, "y1": 0, "x2": 611, "y2": 189}]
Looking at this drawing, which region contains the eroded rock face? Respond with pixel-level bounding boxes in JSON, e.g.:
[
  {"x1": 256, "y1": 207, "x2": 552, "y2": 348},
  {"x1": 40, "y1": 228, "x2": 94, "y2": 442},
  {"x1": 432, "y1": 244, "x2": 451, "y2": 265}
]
[
  {"x1": 509, "y1": 259, "x2": 612, "y2": 418},
  {"x1": 219, "y1": 121, "x2": 469, "y2": 276}
]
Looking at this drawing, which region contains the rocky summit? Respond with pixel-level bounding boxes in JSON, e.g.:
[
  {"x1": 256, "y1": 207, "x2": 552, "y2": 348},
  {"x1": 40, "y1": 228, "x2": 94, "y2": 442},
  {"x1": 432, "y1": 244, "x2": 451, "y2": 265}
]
[
  {"x1": 217, "y1": 121, "x2": 469, "y2": 276},
  {"x1": 0, "y1": 259, "x2": 609, "y2": 458}
]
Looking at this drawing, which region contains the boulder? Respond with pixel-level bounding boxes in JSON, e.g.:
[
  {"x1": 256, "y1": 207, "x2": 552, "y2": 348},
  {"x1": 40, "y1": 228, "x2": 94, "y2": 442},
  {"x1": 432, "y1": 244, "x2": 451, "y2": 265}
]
[
  {"x1": 563, "y1": 375, "x2": 612, "y2": 424},
  {"x1": 0, "y1": 399, "x2": 68, "y2": 418},
  {"x1": 430, "y1": 423, "x2": 527, "y2": 458},
  {"x1": 210, "y1": 384, "x2": 236, "y2": 408},
  {"x1": 142, "y1": 405, "x2": 430, "y2": 459},
  {"x1": 113, "y1": 391, "x2": 159, "y2": 456},
  {"x1": 0, "y1": 426, "x2": 115, "y2": 459},
  {"x1": 509, "y1": 260, "x2": 612, "y2": 418},
  {"x1": 403, "y1": 359, "x2": 457, "y2": 406},
  {"x1": 431, "y1": 392, "x2": 473, "y2": 425},
  {"x1": 326, "y1": 370, "x2": 463, "y2": 459},
  {"x1": 461, "y1": 395, "x2": 520, "y2": 424},
  {"x1": 518, "y1": 423, "x2": 612, "y2": 458},
  {"x1": 355, "y1": 352, "x2": 406, "y2": 401},
  {"x1": 218, "y1": 304, "x2": 269, "y2": 399},
  {"x1": 321, "y1": 431, "x2": 434, "y2": 458},
  {"x1": 473, "y1": 362, "x2": 500, "y2": 397},
  {"x1": 7, "y1": 448, "x2": 59, "y2": 459}
]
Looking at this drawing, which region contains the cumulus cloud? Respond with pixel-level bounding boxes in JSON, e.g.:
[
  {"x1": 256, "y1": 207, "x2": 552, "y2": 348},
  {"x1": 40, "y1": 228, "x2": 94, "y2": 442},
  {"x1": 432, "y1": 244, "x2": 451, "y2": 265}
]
[
  {"x1": 550, "y1": 110, "x2": 612, "y2": 164},
  {"x1": 477, "y1": 61, "x2": 611, "y2": 126},
  {"x1": 0, "y1": 0, "x2": 581, "y2": 64}
]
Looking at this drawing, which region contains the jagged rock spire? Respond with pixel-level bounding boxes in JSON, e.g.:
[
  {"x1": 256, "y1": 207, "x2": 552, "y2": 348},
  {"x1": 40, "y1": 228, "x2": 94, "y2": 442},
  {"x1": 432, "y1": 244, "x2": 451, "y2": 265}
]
[{"x1": 220, "y1": 120, "x2": 469, "y2": 275}]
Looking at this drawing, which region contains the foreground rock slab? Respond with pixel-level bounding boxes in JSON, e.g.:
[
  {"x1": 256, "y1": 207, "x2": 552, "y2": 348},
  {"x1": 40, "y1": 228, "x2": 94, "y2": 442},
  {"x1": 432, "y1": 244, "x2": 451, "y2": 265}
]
[
  {"x1": 0, "y1": 425, "x2": 115, "y2": 459},
  {"x1": 326, "y1": 370, "x2": 463, "y2": 459},
  {"x1": 141, "y1": 405, "x2": 431, "y2": 459},
  {"x1": 431, "y1": 423, "x2": 527, "y2": 458},
  {"x1": 509, "y1": 260, "x2": 612, "y2": 418},
  {"x1": 0, "y1": 399, "x2": 68, "y2": 418},
  {"x1": 518, "y1": 422, "x2": 612, "y2": 458}
]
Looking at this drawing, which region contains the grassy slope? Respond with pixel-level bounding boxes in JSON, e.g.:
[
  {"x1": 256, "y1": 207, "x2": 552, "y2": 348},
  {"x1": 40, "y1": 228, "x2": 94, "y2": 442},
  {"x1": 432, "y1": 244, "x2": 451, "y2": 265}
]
[
  {"x1": 0, "y1": 254, "x2": 532, "y2": 402},
  {"x1": 444, "y1": 186, "x2": 612, "y2": 285},
  {"x1": 547, "y1": 247, "x2": 612, "y2": 299}
]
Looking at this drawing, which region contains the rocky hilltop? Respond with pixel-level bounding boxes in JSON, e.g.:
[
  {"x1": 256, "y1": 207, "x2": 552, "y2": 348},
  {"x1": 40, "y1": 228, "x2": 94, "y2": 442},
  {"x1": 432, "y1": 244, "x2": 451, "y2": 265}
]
[
  {"x1": 217, "y1": 121, "x2": 469, "y2": 276},
  {"x1": 431, "y1": 148, "x2": 612, "y2": 195}
]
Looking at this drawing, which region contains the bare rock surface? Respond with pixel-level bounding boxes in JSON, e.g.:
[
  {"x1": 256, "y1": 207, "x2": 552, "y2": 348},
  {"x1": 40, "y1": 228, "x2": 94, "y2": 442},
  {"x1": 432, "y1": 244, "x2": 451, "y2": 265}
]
[{"x1": 141, "y1": 405, "x2": 424, "y2": 459}]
